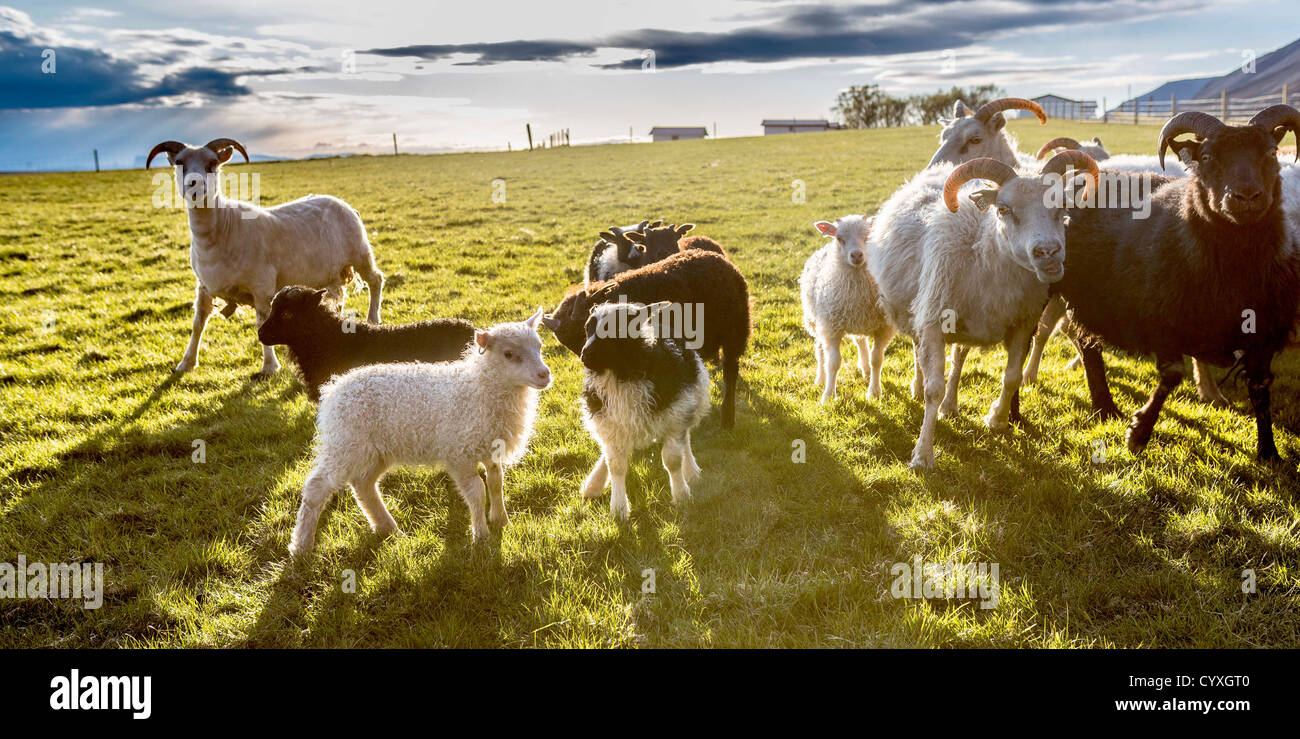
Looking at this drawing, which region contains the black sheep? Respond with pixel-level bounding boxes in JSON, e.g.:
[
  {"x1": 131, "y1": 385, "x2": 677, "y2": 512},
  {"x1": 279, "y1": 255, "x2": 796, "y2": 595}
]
[
  {"x1": 1055, "y1": 105, "x2": 1300, "y2": 459},
  {"x1": 544, "y1": 248, "x2": 750, "y2": 428},
  {"x1": 256, "y1": 286, "x2": 475, "y2": 402}
]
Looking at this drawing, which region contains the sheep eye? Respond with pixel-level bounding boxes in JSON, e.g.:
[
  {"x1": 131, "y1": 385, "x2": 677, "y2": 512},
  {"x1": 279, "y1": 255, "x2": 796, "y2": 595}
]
[
  {"x1": 504, "y1": 350, "x2": 514, "y2": 360},
  {"x1": 969, "y1": 137, "x2": 982, "y2": 145},
  {"x1": 997, "y1": 205, "x2": 1012, "y2": 216},
  {"x1": 1200, "y1": 153, "x2": 1212, "y2": 163}
]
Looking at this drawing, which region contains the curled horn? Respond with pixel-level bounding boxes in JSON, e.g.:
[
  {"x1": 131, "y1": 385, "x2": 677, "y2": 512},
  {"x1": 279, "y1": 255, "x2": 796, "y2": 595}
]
[
  {"x1": 203, "y1": 137, "x2": 249, "y2": 163},
  {"x1": 1040, "y1": 150, "x2": 1099, "y2": 202},
  {"x1": 146, "y1": 141, "x2": 186, "y2": 169},
  {"x1": 974, "y1": 97, "x2": 1047, "y2": 125},
  {"x1": 943, "y1": 158, "x2": 1017, "y2": 212},
  {"x1": 1158, "y1": 112, "x2": 1225, "y2": 169},
  {"x1": 1249, "y1": 104, "x2": 1300, "y2": 161},
  {"x1": 1036, "y1": 137, "x2": 1081, "y2": 160}
]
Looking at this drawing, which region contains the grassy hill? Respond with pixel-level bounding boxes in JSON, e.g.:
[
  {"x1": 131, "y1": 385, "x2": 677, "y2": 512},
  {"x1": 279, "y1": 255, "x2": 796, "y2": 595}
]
[{"x1": 1, "y1": 119, "x2": 1297, "y2": 648}]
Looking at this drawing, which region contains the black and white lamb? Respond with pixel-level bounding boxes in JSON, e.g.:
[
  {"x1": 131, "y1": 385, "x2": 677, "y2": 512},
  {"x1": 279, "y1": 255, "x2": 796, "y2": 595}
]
[
  {"x1": 256, "y1": 286, "x2": 475, "y2": 402},
  {"x1": 577, "y1": 301, "x2": 710, "y2": 520}
]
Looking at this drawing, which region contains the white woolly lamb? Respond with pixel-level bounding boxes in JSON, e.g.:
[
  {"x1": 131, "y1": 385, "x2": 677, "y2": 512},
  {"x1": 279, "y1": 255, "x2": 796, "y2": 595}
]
[
  {"x1": 800, "y1": 215, "x2": 894, "y2": 403},
  {"x1": 288, "y1": 309, "x2": 552, "y2": 556}
]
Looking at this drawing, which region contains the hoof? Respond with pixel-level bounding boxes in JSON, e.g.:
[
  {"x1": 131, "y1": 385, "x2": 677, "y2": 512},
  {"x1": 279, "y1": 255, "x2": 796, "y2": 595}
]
[
  {"x1": 1125, "y1": 423, "x2": 1152, "y2": 454},
  {"x1": 173, "y1": 361, "x2": 195, "y2": 374},
  {"x1": 984, "y1": 413, "x2": 1010, "y2": 432},
  {"x1": 251, "y1": 370, "x2": 276, "y2": 381},
  {"x1": 489, "y1": 511, "x2": 510, "y2": 528},
  {"x1": 581, "y1": 479, "x2": 607, "y2": 500},
  {"x1": 1093, "y1": 404, "x2": 1124, "y2": 421},
  {"x1": 683, "y1": 464, "x2": 701, "y2": 484},
  {"x1": 611, "y1": 500, "x2": 630, "y2": 521},
  {"x1": 938, "y1": 402, "x2": 958, "y2": 419},
  {"x1": 909, "y1": 448, "x2": 936, "y2": 471},
  {"x1": 1199, "y1": 392, "x2": 1233, "y2": 410}
]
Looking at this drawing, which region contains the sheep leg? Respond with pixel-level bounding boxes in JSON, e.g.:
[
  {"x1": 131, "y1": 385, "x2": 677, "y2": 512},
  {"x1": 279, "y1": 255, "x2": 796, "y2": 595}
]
[
  {"x1": 486, "y1": 462, "x2": 509, "y2": 528},
  {"x1": 1244, "y1": 352, "x2": 1280, "y2": 461},
  {"x1": 1024, "y1": 295, "x2": 1067, "y2": 385},
  {"x1": 909, "y1": 324, "x2": 947, "y2": 471},
  {"x1": 350, "y1": 459, "x2": 400, "y2": 539},
  {"x1": 358, "y1": 258, "x2": 384, "y2": 324},
  {"x1": 939, "y1": 344, "x2": 968, "y2": 418},
  {"x1": 290, "y1": 467, "x2": 341, "y2": 557},
  {"x1": 174, "y1": 284, "x2": 215, "y2": 373},
  {"x1": 867, "y1": 326, "x2": 894, "y2": 401},
  {"x1": 819, "y1": 334, "x2": 842, "y2": 404},
  {"x1": 682, "y1": 431, "x2": 702, "y2": 483},
  {"x1": 1126, "y1": 356, "x2": 1184, "y2": 454},
  {"x1": 1073, "y1": 337, "x2": 1122, "y2": 419},
  {"x1": 910, "y1": 341, "x2": 924, "y2": 401},
  {"x1": 721, "y1": 349, "x2": 739, "y2": 429},
  {"x1": 582, "y1": 456, "x2": 610, "y2": 499},
  {"x1": 985, "y1": 323, "x2": 1034, "y2": 432},
  {"x1": 813, "y1": 341, "x2": 825, "y2": 388},
  {"x1": 1193, "y1": 358, "x2": 1232, "y2": 408},
  {"x1": 662, "y1": 435, "x2": 691, "y2": 505},
  {"x1": 853, "y1": 336, "x2": 870, "y2": 378},
  {"x1": 252, "y1": 295, "x2": 281, "y2": 378},
  {"x1": 450, "y1": 464, "x2": 490, "y2": 542},
  {"x1": 607, "y1": 453, "x2": 631, "y2": 521}
]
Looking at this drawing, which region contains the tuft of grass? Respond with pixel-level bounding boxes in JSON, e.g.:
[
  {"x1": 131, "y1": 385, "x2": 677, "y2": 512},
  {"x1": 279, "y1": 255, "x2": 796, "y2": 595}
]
[{"x1": 1, "y1": 120, "x2": 1297, "y2": 648}]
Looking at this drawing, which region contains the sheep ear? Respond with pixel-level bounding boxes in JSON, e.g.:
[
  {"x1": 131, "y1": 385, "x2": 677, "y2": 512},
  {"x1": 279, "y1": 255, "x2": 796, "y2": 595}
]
[
  {"x1": 1093, "y1": 137, "x2": 1102, "y2": 145},
  {"x1": 475, "y1": 331, "x2": 492, "y2": 351},
  {"x1": 954, "y1": 100, "x2": 971, "y2": 118},
  {"x1": 969, "y1": 189, "x2": 999, "y2": 211},
  {"x1": 814, "y1": 220, "x2": 836, "y2": 236},
  {"x1": 988, "y1": 112, "x2": 1007, "y2": 131},
  {"x1": 675, "y1": 223, "x2": 695, "y2": 237},
  {"x1": 649, "y1": 220, "x2": 663, "y2": 228},
  {"x1": 215, "y1": 147, "x2": 234, "y2": 163},
  {"x1": 1170, "y1": 138, "x2": 1200, "y2": 164},
  {"x1": 541, "y1": 314, "x2": 561, "y2": 331},
  {"x1": 599, "y1": 231, "x2": 617, "y2": 242},
  {"x1": 525, "y1": 306, "x2": 544, "y2": 329},
  {"x1": 626, "y1": 231, "x2": 646, "y2": 244}
]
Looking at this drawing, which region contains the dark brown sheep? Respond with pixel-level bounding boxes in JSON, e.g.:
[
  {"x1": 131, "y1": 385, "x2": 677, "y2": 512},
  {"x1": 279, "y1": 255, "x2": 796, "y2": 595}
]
[
  {"x1": 257, "y1": 286, "x2": 475, "y2": 402},
  {"x1": 1055, "y1": 105, "x2": 1300, "y2": 459},
  {"x1": 544, "y1": 249, "x2": 750, "y2": 428}
]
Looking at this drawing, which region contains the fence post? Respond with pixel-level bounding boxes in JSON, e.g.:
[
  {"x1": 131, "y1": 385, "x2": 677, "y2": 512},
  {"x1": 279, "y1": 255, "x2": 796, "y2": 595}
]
[
  {"x1": 392, "y1": 133, "x2": 398, "y2": 155},
  {"x1": 1222, "y1": 91, "x2": 1228, "y2": 120},
  {"x1": 1102, "y1": 97, "x2": 1107, "y2": 123},
  {"x1": 526, "y1": 124, "x2": 533, "y2": 151},
  {"x1": 1284, "y1": 83, "x2": 1290, "y2": 108},
  {"x1": 1134, "y1": 98, "x2": 1138, "y2": 125},
  {"x1": 1171, "y1": 94, "x2": 1176, "y2": 116},
  {"x1": 93, "y1": 149, "x2": 99, "y2": 172}
]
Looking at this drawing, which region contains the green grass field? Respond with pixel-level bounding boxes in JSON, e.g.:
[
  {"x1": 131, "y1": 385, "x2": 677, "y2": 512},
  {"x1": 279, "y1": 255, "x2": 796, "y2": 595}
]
[{"x1": 2, "y1": 119, "x2": 1298, "y2": 648}]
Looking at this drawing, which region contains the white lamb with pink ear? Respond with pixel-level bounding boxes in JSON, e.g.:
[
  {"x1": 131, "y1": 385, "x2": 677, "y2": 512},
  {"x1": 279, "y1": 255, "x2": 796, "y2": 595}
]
[
  {"x1": 288, "y1": 308, "x2": 552, "y2": 557},
  {"x1": 799, "y1": 215, "x2": 894, "y2": 403}
]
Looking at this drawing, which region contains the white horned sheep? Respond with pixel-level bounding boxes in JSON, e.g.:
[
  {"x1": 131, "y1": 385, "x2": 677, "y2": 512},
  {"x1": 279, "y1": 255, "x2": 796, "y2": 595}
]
[
  {"x1": 577, "y1": 301, "x2": 710, "y2": 520},
  {"x1": 927, "y1": 98, "x2": 1049, "y2": 169},
  {"x1": 799, "y1": 215, "x2": 894, "y2": 403},
  {"x1": 288, "y1": 309, "x2": 552, "y2": 556},
  {"x1": 868, "y1": 151, "x2": 1099, "y2": 470},
  {"x1": 146, "y1": 138, "x2": 384, "y2": 377}
]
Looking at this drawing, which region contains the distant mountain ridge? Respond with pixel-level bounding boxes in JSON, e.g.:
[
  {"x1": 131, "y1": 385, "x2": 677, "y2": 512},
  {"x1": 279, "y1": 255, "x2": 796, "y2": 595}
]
[{"x1": 1115, "y1": 36, "x2": 1300, "y2": 112}]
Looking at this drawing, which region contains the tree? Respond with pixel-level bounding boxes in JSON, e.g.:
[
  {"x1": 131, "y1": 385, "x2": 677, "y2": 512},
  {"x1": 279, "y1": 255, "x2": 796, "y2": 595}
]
[
  {"x1": 909, "y1": 84, "x2": 1004, "y2": 124},
  {"x1": 833, "y1": 85, "x2": 911, "y2": 129}
]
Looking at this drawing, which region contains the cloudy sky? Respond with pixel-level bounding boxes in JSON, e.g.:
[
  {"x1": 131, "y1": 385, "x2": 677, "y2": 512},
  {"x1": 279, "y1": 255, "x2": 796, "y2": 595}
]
[{"x1": 2, "y1": 0, "x2": 1299, "y2": 170}]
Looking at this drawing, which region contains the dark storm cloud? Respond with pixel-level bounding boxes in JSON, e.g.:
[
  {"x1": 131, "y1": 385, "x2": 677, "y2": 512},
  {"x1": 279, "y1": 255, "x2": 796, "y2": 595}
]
[
  {"x1": 362, "y1": 0, "x2": 1206, "y2": 69},
  {"x1": 0, "y1": 25, "x2": 321, "y2": 109}
]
